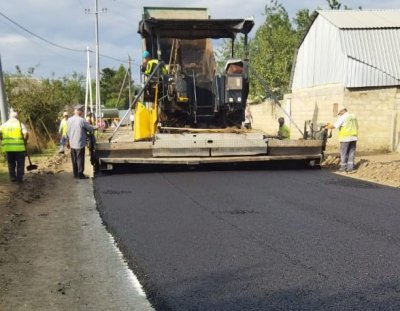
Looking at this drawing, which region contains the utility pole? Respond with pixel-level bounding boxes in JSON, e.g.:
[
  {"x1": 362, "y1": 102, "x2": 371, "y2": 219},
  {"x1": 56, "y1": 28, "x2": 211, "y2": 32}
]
[
  {"x1": 128, "y1": 55, "x2": 132, "y2": 106},
  {"x1": 0, "y1": 55, "x2": 9, "y2": 124},
  {"x1": 84, "y1": 47, "x2": 93, "y2": 119},
  {"x1": 85, "y1": 1, "x2": 107, "y2": 127}
]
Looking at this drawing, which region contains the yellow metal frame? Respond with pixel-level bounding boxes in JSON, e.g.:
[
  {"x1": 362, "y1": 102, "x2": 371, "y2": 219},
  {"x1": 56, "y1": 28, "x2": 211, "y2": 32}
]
[{"x1": 133, "y1": 83, "x2": 159, "y2": 141}]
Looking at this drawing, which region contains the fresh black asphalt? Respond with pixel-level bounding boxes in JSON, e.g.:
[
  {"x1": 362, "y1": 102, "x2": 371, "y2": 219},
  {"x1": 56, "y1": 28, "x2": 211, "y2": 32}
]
[{"x1": 94, "y1": 167, "x2": 400, "y2": 310}]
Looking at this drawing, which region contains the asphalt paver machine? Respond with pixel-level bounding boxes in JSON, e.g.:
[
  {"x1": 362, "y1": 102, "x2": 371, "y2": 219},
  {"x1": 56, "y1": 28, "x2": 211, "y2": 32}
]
[{"x1": 94, "y1": 7, "x2": 328, "y2": 172}]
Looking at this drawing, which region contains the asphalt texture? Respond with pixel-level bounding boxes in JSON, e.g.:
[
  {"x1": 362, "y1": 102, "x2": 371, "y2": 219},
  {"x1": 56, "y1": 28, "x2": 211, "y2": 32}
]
[{"x1": 94, "y1": 166, "x2": 400, "y2": 311}]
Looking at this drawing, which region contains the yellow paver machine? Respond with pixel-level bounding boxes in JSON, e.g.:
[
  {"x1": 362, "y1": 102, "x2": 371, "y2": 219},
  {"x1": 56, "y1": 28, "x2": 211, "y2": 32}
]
[{"x1": 94, "y1": 7, "x2": 329, "y2": 172}]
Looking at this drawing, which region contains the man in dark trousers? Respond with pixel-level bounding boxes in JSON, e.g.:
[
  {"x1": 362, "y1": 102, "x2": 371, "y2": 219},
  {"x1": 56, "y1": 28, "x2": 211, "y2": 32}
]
[
  {"x1": 0, "y1": 111, "x2": 29, "y2": 183},
  {"x1": 325, "y1": 104, "x2": 358, "y2": 173},
  {"x1": 66, "y1": 104, "x2": 94, "y2": 179}
]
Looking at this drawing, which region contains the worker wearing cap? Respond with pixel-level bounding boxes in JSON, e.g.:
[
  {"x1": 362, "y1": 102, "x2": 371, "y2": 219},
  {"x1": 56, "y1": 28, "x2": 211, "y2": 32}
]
[
  {"x1": 326, "y1": 104, "x2": 358, "y2": 173},
  {"x1": 277, "y1": 117, "x2": 290, "y2": 140},
  {"x1": 0, "y1": 111, "x2": 29, "y2": 183},
  {"x1": 58, "y1": 112, "x2": 69, "y2": 154},
  {"x1": 141, "y1": 50, "x2": 167, "y2": 76},
  {"x1": 66, "y1": 104, "x2": 94, "y2": 179}
]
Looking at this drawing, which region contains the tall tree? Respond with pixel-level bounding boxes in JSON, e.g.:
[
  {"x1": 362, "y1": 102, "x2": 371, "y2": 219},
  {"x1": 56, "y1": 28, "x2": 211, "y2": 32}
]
[
  {"x1": 100, "y1": 65, "x2": 130, "y2": 109},
  {"x1": 249, "y1": 0, "x2": 297, "y2": 98},
  {"x1": 327, "y1": 0, "x2": 342, "y2": 10},
  {"x1": 5, "y1": 71, "x2": 85, "y2": 136},
  {"x1": 293, "y1": 9, "x2": 315, "y2": 41}
]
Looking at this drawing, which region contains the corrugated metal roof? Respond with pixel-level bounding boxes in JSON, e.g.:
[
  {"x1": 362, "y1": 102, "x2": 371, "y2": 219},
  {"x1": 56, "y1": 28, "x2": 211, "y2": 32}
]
[
  {"x1": 318, "y1": 10, "x2": 400, "y2": 29},
  {"x1": 291, "y1": 16, "x2": 345, "y2": 89},
  {"x1": 340, "y1": 29, "x2": 400, "y2": 84},
  {"x1": 345, "y1": 56, "x2": 400, "y2": 88},
  {"x1": 292, "y1": 11, "x2": 400, "y2": 89}
]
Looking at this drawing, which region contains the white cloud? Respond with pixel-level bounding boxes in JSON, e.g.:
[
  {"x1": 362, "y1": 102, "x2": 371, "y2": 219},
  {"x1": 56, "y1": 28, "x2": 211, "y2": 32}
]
[{"x1": 0, "y1": 34, "x2": 29, "y2": 45}]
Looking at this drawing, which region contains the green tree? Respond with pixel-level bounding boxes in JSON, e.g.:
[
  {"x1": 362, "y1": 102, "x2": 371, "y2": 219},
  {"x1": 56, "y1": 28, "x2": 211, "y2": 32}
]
[
  {"x1": 327, "y1": 0, "x2": 342, "y2": 10},
  {"x1": 293, "y1": 9, "x2": 315, "y2": 41},
  {"x1": 4, "y1": 71, "x2": 85, "y2": 140},
  {"x1": 100, "y1": 65, "x2": 131, "y2": 109},
  {"x1": 249, "y1": 0, "x2": 297, "y2": 98},
  {"x1": 326, "y1": 0, "x2": 352, "y2": 10},
  {"x1": 62, "y1": 72, "x2": 85, "y2": 105}
]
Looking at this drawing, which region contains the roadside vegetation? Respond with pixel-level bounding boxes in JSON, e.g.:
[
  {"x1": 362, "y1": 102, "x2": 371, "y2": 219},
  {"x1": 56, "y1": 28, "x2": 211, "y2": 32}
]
[{"x1": 0, "y1": 157, "x2": 8, "y2": 182}]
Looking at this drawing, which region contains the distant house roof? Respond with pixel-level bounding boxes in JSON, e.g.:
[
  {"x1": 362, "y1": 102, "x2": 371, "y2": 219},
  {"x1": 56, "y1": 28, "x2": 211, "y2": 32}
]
[
  {"x1": 291, "y1": 10, "x2": 400, "y2": 89},
  {"x1": 317, "y1": 10, "x2": 400, "y2": 29}
]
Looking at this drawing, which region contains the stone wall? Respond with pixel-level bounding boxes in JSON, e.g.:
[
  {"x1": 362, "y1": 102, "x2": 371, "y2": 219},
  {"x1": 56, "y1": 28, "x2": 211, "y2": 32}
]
[
  {"x1": 250, "y1": 84, "x2": 400, "y2": 152},
  {"x1": 391, "y1": 89, "x2": 400, "y2": 152},
  {"x1": 250, "y1": 100, "x2": 284, "y2": 136},
  {"x1": 344, "y1": 87, "x2": 398, "y2": 152}
]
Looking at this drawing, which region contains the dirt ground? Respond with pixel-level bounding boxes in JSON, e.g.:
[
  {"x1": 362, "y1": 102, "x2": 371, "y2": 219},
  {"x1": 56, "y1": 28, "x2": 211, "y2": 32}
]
[
  {"x1": 322, "y1": 152, "x2": 400, "y2": 188},
  {"x1": 0, "y1": 150, "x2": 399, "y2": 310},
  {"x1": 0, "y1": 153, "x2": 153, "y2": 311}
]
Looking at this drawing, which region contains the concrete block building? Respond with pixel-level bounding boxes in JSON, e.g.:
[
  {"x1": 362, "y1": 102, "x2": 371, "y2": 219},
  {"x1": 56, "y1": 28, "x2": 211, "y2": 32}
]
[
  {"x1": 253, "y1": 10, "x2": 400, "y2": 152},
  {"x1": 290, "y1": 10, "x2": 400, "y2": 152}
]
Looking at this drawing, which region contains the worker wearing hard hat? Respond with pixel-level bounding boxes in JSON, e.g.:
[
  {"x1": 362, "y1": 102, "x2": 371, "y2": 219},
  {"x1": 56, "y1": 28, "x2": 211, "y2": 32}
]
[
  {"x1": 277, "y1": 117, "x2": 290, "y2": 140},
  {"x1": 141, "y1": 50, "x2": 167, "y2": 76},
  {"x1": 58, "y1": 112, "x2": 69, "y2": 154},
  {"x1": 325, "y1": 104, "x2": 359, "y2": 173},
  {"x1": 0, "y1": 111, "x2": 29, "y2": 183}
]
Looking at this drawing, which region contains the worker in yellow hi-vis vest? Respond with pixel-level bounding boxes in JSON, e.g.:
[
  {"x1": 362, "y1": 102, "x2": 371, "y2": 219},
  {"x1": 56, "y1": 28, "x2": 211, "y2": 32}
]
[
  {"x1": 141, "y1": 50, "x2": 167, "y2": 76},
  {"x1": 277, "y1": 117, "x2": 290, "y2": 140},
  {"x1": 0, "y1": 111, "x2": 29, "y2": 183},
  {"x1": 326, "y1": 104, "x2": 359, "y2": 174},
  {"x1": 58, "y1": 111, "x2": 69, "y2": 154}
]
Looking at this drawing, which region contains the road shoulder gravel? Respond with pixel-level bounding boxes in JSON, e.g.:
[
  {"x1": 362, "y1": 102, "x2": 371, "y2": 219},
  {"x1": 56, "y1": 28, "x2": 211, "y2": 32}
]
[{"x1": 0, "y1": 154, "x2": 153, "y2": 311}]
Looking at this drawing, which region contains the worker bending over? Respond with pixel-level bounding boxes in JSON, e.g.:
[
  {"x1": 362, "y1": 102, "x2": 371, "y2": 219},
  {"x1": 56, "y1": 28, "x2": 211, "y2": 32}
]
[
  {"x1": 277, "y1": 117, "x2": 290, "y2": 140},
  {"x1": 0, "y1": 111, "x2": 29, "y2": 183},
  {"x1": 325, "y1": 104, "x2": 358, "y2": 174}
]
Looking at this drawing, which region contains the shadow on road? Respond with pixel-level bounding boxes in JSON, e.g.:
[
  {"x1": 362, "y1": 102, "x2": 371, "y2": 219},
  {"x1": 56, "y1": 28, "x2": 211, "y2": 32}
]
[{"x1": 97, "y1": 160, "x2": 321, "y2": 176}]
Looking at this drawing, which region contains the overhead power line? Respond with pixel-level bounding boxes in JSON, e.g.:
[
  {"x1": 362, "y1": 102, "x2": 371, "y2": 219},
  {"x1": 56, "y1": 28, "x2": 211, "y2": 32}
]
[
  {"x1": 0, "y1": 10, "x2": 131, "y2": 65},
  {"x1": 0, "y1": 11, "x2": 85, "y2": 52}
]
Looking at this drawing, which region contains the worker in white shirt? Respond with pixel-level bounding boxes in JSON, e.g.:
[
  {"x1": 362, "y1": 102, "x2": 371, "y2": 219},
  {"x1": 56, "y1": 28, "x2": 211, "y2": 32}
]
[{"x1": 325, "y1": 104, "x2": 358, "y2": 173}]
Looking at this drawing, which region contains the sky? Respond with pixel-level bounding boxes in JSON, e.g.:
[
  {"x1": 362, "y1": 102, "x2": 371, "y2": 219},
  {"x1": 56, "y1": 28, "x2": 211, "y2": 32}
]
[{"x1": 0, "y1": 0, "x2": 399, "y2": 83}]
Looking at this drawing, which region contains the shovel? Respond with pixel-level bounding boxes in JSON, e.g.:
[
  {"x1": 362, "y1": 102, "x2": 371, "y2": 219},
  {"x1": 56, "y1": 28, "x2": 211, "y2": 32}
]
[
  {"x1": 17, "y1": 114, "x2": 38, "y2": 171},
  {"x1": 25, "y1": 149, "x2": 38, "y2": 171}
]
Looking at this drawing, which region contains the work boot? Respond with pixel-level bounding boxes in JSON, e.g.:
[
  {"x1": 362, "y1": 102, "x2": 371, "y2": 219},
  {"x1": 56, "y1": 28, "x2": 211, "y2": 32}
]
[{"x1": 78, "y1": 174, "x2": 89, "y2": 179}]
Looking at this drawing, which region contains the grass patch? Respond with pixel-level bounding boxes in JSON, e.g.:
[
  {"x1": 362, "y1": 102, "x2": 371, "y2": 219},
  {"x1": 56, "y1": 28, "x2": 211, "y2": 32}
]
[
  {"x1": 0, "y1": 147, "x2": 57, "y2": 180},
  {"x1": 29, "y1": 147, "x2": 57, "y2": 162},
  {"x1": 0, "y1": 155, "x2": 9, "y2": 181}
]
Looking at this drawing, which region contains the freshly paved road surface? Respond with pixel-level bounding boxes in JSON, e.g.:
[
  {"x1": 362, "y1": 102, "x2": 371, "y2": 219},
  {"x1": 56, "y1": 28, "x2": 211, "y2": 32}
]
[{"x1": 94, "y1": 167, "x2": 400, "y2": 310}]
